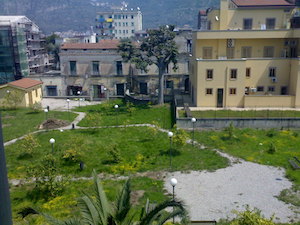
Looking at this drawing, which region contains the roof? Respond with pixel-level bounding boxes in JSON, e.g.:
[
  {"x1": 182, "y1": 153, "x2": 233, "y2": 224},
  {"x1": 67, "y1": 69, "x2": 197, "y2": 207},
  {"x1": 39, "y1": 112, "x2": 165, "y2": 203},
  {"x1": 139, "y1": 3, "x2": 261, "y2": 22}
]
[
  {"x1": 231, "y1": 0, "x2": 295, "y2": 7},
  {"x1": 8, "y1": 78, "x2": 43, "y2": 89},
  {"x1": 199, "y1": 10, "x2": 207, "y2": 15},
  {"x1": 61, "y1": 40, "x2": 120, "y2": 50}
]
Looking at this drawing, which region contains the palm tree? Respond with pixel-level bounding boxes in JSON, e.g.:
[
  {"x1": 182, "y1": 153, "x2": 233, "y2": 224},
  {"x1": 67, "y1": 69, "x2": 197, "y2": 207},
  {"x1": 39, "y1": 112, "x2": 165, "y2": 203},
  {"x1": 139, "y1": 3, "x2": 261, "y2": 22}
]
[{"x1": 42, "y1": 171, "x2": 188, "y2": 225}]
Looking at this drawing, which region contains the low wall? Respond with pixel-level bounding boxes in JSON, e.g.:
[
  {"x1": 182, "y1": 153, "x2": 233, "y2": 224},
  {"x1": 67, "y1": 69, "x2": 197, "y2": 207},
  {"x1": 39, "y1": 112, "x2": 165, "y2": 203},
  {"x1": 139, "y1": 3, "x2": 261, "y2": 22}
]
[
  {"x1": 177, "y1": 117, "x2": 300, "y2": 129},
  {"x1": 244, "y1": 95, "x2": 295, "y2": 108}
]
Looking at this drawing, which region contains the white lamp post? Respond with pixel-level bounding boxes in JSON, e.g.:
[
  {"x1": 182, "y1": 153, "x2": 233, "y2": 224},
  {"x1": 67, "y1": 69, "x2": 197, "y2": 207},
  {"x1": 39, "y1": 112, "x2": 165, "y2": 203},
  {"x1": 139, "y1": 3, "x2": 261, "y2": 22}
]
[
  {"x1": 191, "y1": 117, "x2": 196, "y2": 146},
  {"x1": 170, "y1": 177, "x2": 178, "y2": 224},
  {"x1": 49, "y1": 138, "x2": 55, "y2": 153},
  {"x1": 168, "y1": 131, "x2": 173, "y2": 170},
  {"x1": 66, "y1": 98, "x2": 70, "y2": 120},
  {"x1": 114, "y1": 104, "x2": 119, "y2": 125},
  {"x1": 44, "y1": 108, "x2": 48, "y2": 120}
]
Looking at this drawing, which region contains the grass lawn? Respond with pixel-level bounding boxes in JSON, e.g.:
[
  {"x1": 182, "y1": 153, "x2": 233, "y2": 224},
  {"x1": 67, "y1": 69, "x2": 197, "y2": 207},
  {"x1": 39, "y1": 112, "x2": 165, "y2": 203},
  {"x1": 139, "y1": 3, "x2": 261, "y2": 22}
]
[
  {"x1": 193, "y1": 128, "x2": 300, "y2": 206},
  {"x1": 179, "y1": 109, "x2": 300, "y2": 118},
  {"x1": 76, "y1": 99, "x2": 172, "y2": 129},
  {"x1": 6, "y1": 127, "x2": 228, "y2": 179},
  {"x1": 2, "y1": 108, "x2": 77, "y2": 142},
  {"x1": 11, "y1": 176, "x2": 168, "y2": 224}
]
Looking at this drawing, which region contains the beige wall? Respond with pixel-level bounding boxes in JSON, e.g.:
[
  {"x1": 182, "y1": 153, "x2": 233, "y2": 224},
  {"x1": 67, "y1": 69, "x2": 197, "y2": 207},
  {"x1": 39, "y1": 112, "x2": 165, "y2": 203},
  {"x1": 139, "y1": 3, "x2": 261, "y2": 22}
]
[
  {"x1": 244, "y1": 95, "x2": 295, "y2": 108},
  {"x1": 0, "y1": 85, "x2": 42, "y2": 108}
]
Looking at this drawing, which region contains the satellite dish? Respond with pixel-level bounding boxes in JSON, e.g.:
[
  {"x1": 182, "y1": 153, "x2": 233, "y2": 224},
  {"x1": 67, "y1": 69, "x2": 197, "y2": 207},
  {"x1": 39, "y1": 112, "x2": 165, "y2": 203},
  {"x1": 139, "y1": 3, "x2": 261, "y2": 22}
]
[{"x1": 137, "y1": 7, "x2": 140, "y2": 10}]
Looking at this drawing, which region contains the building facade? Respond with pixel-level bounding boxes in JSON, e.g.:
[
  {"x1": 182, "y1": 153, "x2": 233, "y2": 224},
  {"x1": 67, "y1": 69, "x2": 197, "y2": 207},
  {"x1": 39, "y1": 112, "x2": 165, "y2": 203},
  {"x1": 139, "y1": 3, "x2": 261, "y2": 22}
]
[
  {"x1": 95, "y1": 7, "x2": 142, "y2": 40},
  {"x1": 191, "y1": 0, "x2": 300, "y2": 108},
  {"x1": 0, "y1": 16, "x2": 50, "y2": 84},
  {"x1": 32, "y1": 34, "x2": 190, "y2": 100}
]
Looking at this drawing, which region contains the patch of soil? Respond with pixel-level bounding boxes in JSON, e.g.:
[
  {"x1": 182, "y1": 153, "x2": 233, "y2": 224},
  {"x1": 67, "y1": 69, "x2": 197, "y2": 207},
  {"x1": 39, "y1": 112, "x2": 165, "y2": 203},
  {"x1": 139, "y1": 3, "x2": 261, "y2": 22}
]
[
  {"x1": 2, "y1": 124, "x2": 11, "y2": 127},
  {"x1": 130, "y1": 190, "x2": 145, "y2": 205},
  {"x1": 40, "y1": 118, "x2": 70, "y2": 129}
]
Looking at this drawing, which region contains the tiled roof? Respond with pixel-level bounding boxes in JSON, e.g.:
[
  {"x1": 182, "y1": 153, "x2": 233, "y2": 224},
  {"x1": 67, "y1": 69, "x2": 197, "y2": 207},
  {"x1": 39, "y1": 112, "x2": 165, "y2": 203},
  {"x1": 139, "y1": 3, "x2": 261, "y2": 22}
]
[
  {"x1": 61, "y1": 40, "x2": 120, "y2": 50},
  {"x1": 231, "y1": 0, "x2": 295, "y2": 7},
  {"x1": 8, "y1": 78, "x2": 43, "y2": 89}
]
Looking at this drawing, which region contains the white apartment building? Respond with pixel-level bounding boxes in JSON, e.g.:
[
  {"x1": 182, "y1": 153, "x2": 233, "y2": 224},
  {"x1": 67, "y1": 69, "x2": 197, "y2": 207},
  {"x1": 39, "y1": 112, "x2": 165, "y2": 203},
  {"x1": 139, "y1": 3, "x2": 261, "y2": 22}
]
[{"x1": 95, "y1": 7, "x2": 142, "y2": 39}]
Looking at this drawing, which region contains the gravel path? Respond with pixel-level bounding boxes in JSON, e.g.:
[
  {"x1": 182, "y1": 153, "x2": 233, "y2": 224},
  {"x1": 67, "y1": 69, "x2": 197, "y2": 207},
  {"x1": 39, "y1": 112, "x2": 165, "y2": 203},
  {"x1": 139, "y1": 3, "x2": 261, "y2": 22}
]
[{"x1": 164, "y1": 154, "x2": 299, "y2": 223}]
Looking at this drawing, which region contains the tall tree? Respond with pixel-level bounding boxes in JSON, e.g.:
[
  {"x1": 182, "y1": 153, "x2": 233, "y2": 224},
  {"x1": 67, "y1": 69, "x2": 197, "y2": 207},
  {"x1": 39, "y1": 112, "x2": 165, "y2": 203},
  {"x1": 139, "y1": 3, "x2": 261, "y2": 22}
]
[
  {"x1": 118, "y1": 25, "x2": 179, "y2": 105},
  {"x1": 39, "y1": 171, "x2": 188, "y2": 225}
]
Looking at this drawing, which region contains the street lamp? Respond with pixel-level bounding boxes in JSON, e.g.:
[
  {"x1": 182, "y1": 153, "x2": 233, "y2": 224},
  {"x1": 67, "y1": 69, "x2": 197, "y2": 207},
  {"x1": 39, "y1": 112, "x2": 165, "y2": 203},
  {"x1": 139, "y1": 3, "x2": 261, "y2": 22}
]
[
  {"x1": 66, "y1": 98, "x2": 70, "y2": 120},
  {"x1": 114, "y1": 104, "x2": 119, "y2": 125},
  {"x1": 49, "y1": 138, "x2": 55, "y2": 153},
  {"x1": 168, "y1": 131, "x2": 173, "y2": 170},
  {"x1": 170, "y1": 177, "x2": 178, "y2": 224},
  {"x1": 191, "y1": 117, "x2": 196, "y2": 146},
  {"x1": 44, "y1": 108, "x2": 48, "y2": 120}
]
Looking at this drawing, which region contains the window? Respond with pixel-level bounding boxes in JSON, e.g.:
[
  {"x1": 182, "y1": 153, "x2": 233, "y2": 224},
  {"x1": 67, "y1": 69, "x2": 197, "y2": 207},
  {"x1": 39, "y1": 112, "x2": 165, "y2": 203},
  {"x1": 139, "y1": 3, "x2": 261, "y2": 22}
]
[
  {"x1": 35, "y1": 89, "x2": 38, "y2": 97},
  {"x1": 132, "y1": 30, "x2": 135, "y2": 33},
  {"x1": 125, "y1": 15, "x2": 128, "y2": 19},
  {"x1": 246, "y1": 68, "x2": 251, "y2": 78},
  {"x1": 70, "y1": 61, "x2": 77, "y2": 75},
  {"x1": 119, "y1": 30, "x2": 121, "y2": 34},
  {"x1": 230, "y1": 69, "x2": 237, "y2": 79},
  {"x1": 126, "y1": 22, "x2": 128, "y2": 26},
  {"x1": 131, "y1": 22, "x2": 134, "y2": 26},
  {"x1": 229, "y1": 88, "x2": 237, "y2": 95},
  {"x1": 268, "y1": 86, "x2": 275, "y2": 92},
  {"x1": 119, "y1": 22, "x2": 121, "y2": 26},
  {"x1": 206, "y1": 88, "x2": 213, "y2": 95},
  {"x1": 166, "y1": 80, "x2": 173, "y2": 89},
  {"x1": 123, "y1": 22, "x2": 125, "y2": 26},
  {"x1": 131, "y1": 15, "x2": 134, "y2": 19},
  {"x1": 203, "y1": 47, "x2": 213, "y2": 59},
  {"x1": 118, "y1": 15, "x2": 121, "y2": 19},
  {"x1": 241, "y1": 46, "x2": 252, "y2": 58},
  {"x1": 0, "y1": 35, "x2": 3, "y2": 46},
  {"x1": 227, "y1": 48, "x2": 235, "y2": 59},
  {"x1": 266, "y1": 18, "x2": 276, "y2": 29},
  {"x1": 269, "y1": 67, "x2": 276, "y2": 77},
  {"x1": 264, "y1": 46, "x2": 274, "y2": 57},
  {"x1": 116, "y1": 61, "x2": 123, "y2": 75},
  {"x1": 206, "y1": 69, "x2": 213, "y2": 79},
  {"x1": 126, "y1": 30, "x2": 128, "y2": 34},
  {"x1": 92, "y1": 61, "x2": 100, "y2": 75},
  {"x1": 243, "y1": 18, "x2": 253, "y2": 30},
  {"x1": 257, "y1": 86, "x2": 264, "y2": 92}
]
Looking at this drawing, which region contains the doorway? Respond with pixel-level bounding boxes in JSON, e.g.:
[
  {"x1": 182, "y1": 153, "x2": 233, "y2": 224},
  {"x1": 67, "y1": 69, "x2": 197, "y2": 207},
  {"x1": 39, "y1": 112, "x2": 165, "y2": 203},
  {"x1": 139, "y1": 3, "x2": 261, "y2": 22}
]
[{"x1": 217, "y1": 88, "x2": 224, "y2": 108}]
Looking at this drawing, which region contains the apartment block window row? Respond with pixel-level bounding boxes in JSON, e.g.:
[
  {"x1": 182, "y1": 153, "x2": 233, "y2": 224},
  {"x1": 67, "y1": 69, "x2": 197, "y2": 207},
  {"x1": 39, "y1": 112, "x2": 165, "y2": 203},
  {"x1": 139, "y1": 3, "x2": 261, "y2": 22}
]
[
  {"x1": 268, "y1": 86, "x2": 275, "y2": 92},
  {"x1": 206, "y1": 69, "x2": 213, "y2": 79},
  {"x1": 243, "y1": 18, "x2": 252, "y2": 30},
  {"x1": 257, "y1": 86, "x2": 264, "y2": 92},
  {"x1": 92, "y1": 61, "x2": 100, "y2": 75},
  {"x1": 266, "y1": 18, "x2": 276, "y2": 29}
]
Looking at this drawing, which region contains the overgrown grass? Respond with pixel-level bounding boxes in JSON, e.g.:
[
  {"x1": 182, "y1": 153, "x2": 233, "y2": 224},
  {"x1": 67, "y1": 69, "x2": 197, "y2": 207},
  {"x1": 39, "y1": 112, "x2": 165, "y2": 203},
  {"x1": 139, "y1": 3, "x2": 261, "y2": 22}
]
[
  {"x1": 193, "y1": 127, "x2": 300, "y2": 209},
  {"x1": 11, "y1": 176, "x2": 168, "y2": 224},
  {"x1": 179, "y1": 109, "x2": 300, "y2": 118},
  {"x1": 1, "y1": 108, "x2": 77, "y2": 142},
  {"x1": 6, "y1": 127, "x2": 228, "y2": 179},
  {"x1": 76, "y1": 99, "x2": 172, "y2": 129}
]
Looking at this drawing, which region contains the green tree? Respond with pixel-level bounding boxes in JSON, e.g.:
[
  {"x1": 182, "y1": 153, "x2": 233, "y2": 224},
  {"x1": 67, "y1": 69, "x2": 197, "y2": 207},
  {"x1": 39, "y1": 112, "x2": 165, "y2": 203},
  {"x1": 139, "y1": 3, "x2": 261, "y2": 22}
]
[
  {"x1": 45, "y1": 34, "x2": 60, "y2": 69},
  {"x1": 118, "y1": 26, "x2": 179, "y2": 104},
  {"x1": 42, "y1": 171, "x2": 188, "y2": 225}
]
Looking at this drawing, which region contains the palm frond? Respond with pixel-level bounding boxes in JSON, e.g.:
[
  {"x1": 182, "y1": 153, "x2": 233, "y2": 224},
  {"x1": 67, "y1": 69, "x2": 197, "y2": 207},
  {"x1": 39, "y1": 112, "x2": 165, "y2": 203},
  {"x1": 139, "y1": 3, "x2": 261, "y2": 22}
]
[
  {"x1": 78, "y1": 195, "x2": 101, "y2": 224},
  {"x1": 114, "y1": 179, "x2": 131, "y2": 223},
  {"x1": 92, "y1": 170, "x2": 111, "y2": 224},
  {"x1": 42, "y1": 213, "x2": 82, "y2": 225},
  {"x1": 139, "y1": 200, "x2": 186, "y2": 225},
  {"x1": 155, "y1": 207, "x2": 189, "y2": 225}
]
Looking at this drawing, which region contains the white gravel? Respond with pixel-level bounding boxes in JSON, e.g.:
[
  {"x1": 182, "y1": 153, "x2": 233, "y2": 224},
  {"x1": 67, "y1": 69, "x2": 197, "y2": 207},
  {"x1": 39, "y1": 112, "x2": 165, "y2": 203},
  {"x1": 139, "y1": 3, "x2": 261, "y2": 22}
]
[
  {"x1": 41, "y1": 98, "x2": 100, "y2": 111},
  {"x1": 165, "y1": 155, "x2": 299, "y2": 223}
]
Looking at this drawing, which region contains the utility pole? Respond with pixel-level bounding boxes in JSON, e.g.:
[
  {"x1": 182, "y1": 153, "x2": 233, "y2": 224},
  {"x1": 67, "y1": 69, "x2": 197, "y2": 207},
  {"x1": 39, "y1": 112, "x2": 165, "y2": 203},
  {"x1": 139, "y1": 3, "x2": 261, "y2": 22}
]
[{"x1": 0, "y1": 114, "x2": 13, "y2": 224}]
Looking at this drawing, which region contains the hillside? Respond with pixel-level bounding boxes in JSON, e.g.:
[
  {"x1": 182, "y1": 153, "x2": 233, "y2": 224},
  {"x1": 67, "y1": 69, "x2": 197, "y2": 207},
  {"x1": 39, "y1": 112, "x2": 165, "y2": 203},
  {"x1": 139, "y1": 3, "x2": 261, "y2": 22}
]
[{"x1": 0, "y1": 0, "x2": 218, "y2": 33}]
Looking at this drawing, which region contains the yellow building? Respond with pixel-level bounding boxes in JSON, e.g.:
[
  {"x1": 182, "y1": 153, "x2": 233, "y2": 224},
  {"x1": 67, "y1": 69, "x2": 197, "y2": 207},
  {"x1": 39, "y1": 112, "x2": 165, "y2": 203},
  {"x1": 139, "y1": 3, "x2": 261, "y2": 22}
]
[
  {"x1": 191, "y1": 0, "x2": 300, "y2": 108},
  {"x1": 0, "y1": 78, "x2": 43, "y2": 108}
]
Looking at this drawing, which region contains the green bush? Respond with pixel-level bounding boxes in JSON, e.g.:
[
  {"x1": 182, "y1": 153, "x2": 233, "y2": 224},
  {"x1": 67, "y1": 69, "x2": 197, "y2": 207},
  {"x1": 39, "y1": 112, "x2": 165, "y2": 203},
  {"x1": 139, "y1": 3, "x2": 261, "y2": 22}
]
[
  {"x1": 266, "y1": 129, "x2": 277, "y2": 138},
  {"x1": 231, "y1": 206, "x2": 275, "y2": 225},
  {"x1": 267, "y1": 143, "x2": 276, "y2": 154},
  {"x1": 107, "y1": 145, "x2": 123, "y2": 164},
  {"x1": 173, "y1": 129, "x2": 189, "y2": 147},
  {"x1": 18, "y1": 134, "x2": 40, "y2": 158}
]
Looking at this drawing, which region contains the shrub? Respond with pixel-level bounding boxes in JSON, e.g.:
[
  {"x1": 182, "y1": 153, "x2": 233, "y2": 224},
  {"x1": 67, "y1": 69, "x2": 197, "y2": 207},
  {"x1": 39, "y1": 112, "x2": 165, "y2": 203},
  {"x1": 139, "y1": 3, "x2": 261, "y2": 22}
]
[
  {"x1": 224, "y1": 122, "x2": 235, "y2": 139},
  {"x1": 267, "y1": 143, "x2": 276, "y2": 154},
  {"x1": 107, "y1": 145, "x2": 123, "y2": 164},
  {"x1": 173, "y1": 129, "x2": 189, "y2": 147},
  {"x1": 26, "y1": 154, "x2": 66, "y2": 200},
  {"x1": 62, "y1": 149, "x2": 82, "y2": 163},
  {"x1": 231, "y1": 206, "x2": 275, "y2": 225},
  {"x1": 266, "y1": 129, "x2": 277, "y2": 138},
  {"x1": 31, "y1": 102, "x2": 42, "y2": 113},
  {"x1": 18, "y1": 134, "x2": 40, "y2": 158},
  {"x1": 62, "y1": 137, "x2": 85, "y2": 164}
]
